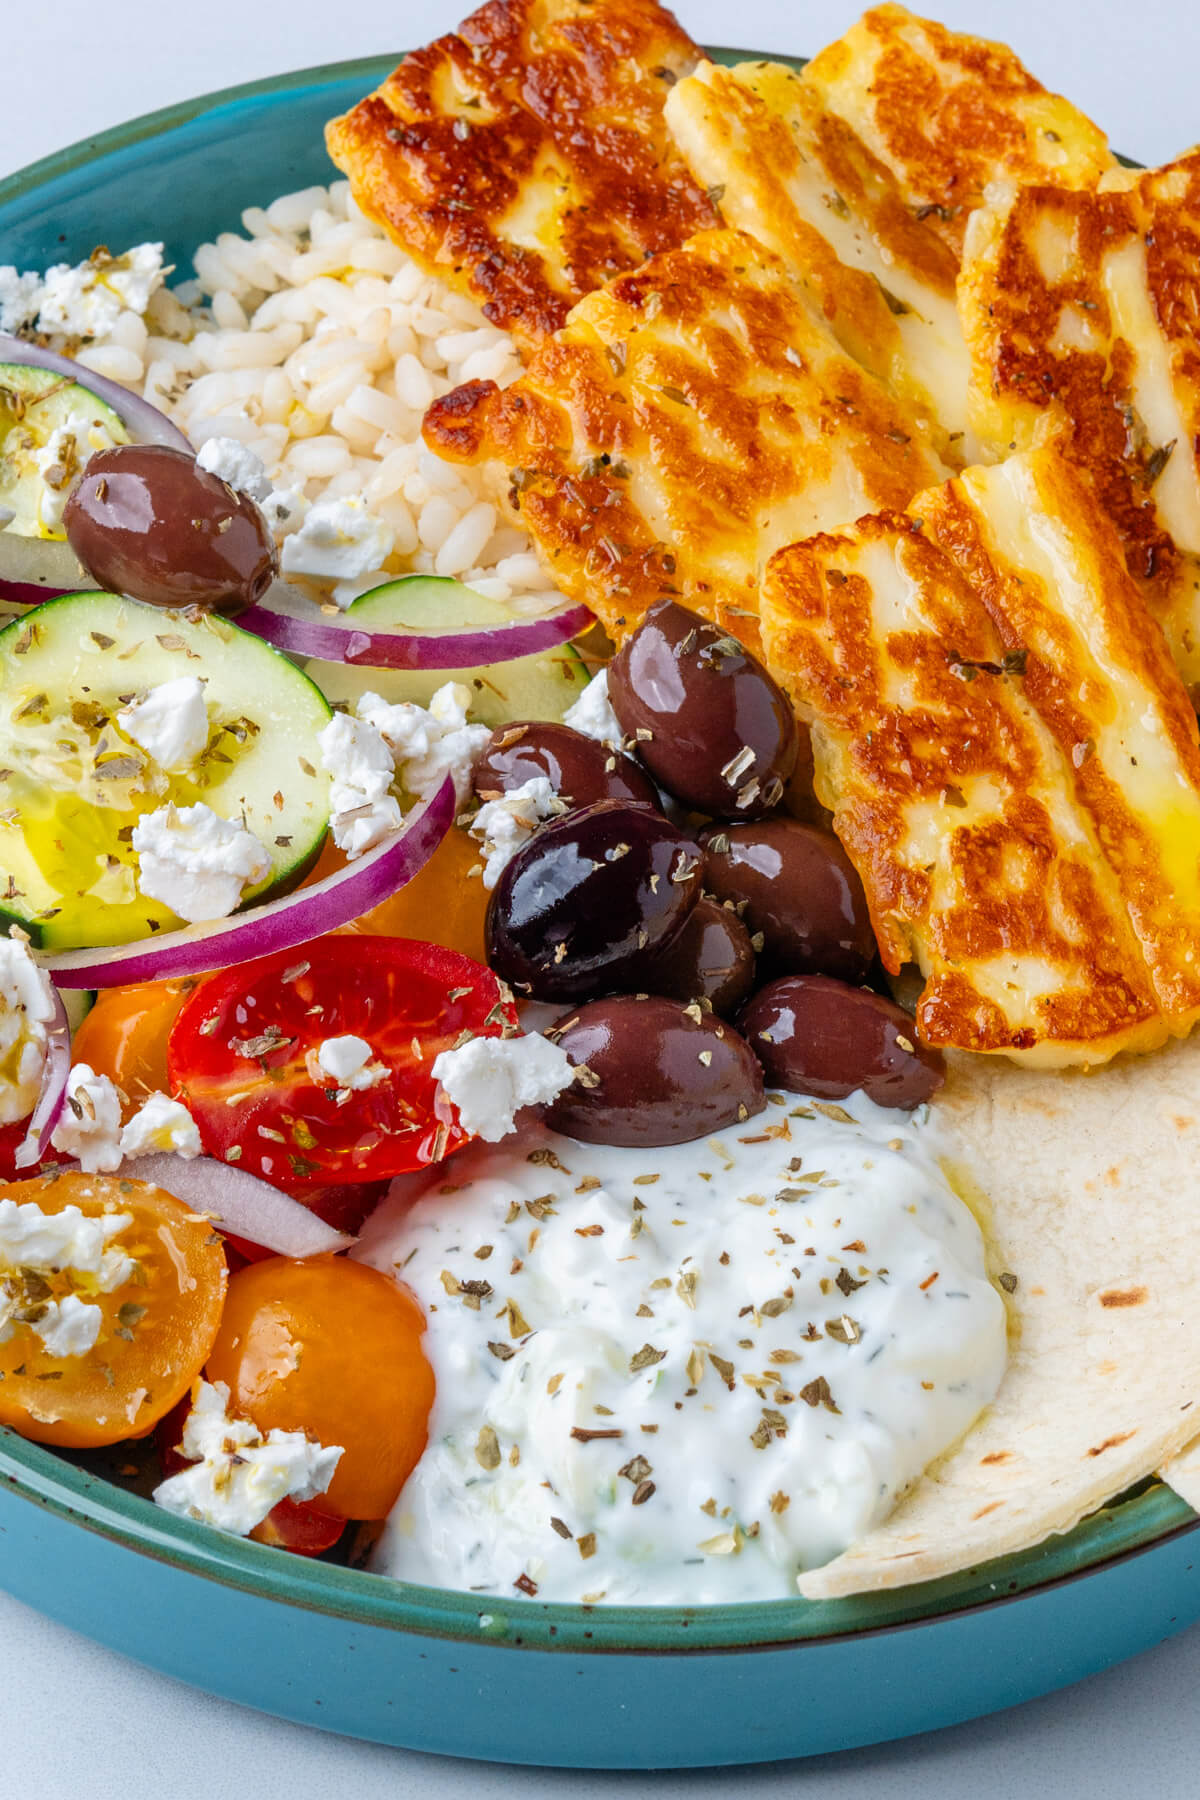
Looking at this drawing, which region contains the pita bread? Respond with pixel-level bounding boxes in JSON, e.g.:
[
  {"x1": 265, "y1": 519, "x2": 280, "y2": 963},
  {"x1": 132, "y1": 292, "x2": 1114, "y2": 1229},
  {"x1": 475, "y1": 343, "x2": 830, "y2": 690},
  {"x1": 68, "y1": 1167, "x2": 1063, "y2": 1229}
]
[{"x1": 797, "y1": 1037, "x2": 1200, "y2": 1596}]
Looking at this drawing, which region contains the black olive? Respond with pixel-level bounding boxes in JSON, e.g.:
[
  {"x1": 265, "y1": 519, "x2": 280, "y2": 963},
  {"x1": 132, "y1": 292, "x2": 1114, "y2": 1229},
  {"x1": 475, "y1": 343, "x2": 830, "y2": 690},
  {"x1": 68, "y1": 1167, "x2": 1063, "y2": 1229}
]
[
  {"x1": 739, "y1": 975, "x2": 944, "y2": 1110},
  {"x1": 485, "y1": 800, "x2": 702, "y2": 1001},
  {"x1": 608, "y1": 600, "x2": 797, "y2": 816},
  {"x1": 65, "y1": 444, "x2": 276, "y2": 616},
  {"x1": 472, "y1": 719, "x2": 659, "y2": 812},
  {"x1": 702, "y1": 819, "x2": 876, "y2": 982}
]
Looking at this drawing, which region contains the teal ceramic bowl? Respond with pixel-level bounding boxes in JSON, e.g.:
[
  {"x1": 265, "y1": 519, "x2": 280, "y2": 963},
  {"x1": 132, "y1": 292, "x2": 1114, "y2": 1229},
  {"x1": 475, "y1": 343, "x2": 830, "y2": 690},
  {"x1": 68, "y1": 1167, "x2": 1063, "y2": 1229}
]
[{"x1": 2, "y1": 51, "x2": 1200, "y2": 1769}]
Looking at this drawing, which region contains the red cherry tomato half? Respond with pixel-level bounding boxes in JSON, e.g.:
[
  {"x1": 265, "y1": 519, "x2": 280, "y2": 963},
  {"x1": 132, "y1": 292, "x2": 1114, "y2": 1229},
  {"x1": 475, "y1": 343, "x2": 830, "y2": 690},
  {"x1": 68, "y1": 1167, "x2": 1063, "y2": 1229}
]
[{"x1": 167, "y1": 937, "x2": 518, "y2": 1188}]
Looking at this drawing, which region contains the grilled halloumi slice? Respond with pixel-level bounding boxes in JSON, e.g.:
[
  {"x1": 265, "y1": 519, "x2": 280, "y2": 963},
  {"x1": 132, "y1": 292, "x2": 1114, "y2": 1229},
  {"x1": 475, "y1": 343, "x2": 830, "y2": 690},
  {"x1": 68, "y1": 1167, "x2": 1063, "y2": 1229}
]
[
  {"x1": 761, "y1": 442, "x2": 1200, "y2": 1068},
  {"x1": 960, "y1": 152, "x2": 1200, "y2": 684},
  {"x1": 423, "y1": 228, "x2": 947, "y2": 647},
  {"x1": 325, "y1": 0, "x2": 717, "y2": 349},
  {"x1": 665, "y1": 58, "x2": 969, "y2": 458},
  {"x1": 802, "y1": 4, "x2": 1114, "y2": 262}
]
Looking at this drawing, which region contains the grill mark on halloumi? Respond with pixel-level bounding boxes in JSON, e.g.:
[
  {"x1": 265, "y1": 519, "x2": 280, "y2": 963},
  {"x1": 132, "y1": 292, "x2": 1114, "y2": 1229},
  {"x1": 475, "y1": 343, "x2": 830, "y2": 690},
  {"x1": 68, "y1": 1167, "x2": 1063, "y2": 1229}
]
[
  {"x1": 665, "y1": 59, "x2": 971, "y2": 459},
  {"x1": 422, "y1": 228, "x2": 947, "y2": 647},
  {"x1": 960, "y1": 152, "x2": 1200, "y2": 685},
  {"x1": 802, "y1": 4, "x2": 1113, "y2": 261},
  {"x1": 325, "y1": 0, "x2": 717, "y2": 349},
  {"x1": 761, "y1": 443, "x2": 1200, "y2": 1067}
]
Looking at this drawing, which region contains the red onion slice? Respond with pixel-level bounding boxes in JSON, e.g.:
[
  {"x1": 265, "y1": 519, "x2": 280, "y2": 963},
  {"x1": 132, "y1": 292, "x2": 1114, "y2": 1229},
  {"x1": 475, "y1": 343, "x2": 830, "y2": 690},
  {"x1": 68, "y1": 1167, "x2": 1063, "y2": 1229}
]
[
  {"x1": 40, "y1": 775, "x2": 454, "y2": 989},
  {"x1": 129, "y1": 1153, "x2": 353, "y2": 1256},
  {"x1": 14, "y1": 982, "x2": 71, "y2": 1170},
  {"x1": 0, "y1": 333, "x2": 192, "y2": 453},
  {"x1": 239, "y1": 592, "x2": 592, "y2": 670}
]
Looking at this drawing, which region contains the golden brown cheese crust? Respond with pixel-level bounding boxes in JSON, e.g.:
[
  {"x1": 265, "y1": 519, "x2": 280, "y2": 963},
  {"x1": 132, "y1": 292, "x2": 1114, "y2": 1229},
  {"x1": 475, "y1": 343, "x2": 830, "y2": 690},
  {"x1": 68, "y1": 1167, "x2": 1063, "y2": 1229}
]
[
  {"x1": 423, "y1": 229, "x2": 946, "y2": 647},
  {"x1": 325, "y1": 0, "x2": 717, "y2": 348},
  {"x1": 665, "y1": 58, "x2": 968, "y2": 459},
  {"x1": 803, "y1": 4, "x2": 1113, "y2": 260},
  {"x1": 761, "y1": 444, "x2": 1200, "y2": 1067},
  {"x1": 960, "y1": 153, "x2": 1200, "y2": 684}
]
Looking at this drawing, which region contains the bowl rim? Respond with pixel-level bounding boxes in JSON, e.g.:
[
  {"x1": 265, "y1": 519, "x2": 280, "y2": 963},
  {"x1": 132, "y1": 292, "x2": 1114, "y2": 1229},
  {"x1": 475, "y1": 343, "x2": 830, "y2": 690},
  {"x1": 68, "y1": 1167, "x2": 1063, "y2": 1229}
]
[{"x1": 0, "y1": 47, "x2": 1193, "y2": 1659}]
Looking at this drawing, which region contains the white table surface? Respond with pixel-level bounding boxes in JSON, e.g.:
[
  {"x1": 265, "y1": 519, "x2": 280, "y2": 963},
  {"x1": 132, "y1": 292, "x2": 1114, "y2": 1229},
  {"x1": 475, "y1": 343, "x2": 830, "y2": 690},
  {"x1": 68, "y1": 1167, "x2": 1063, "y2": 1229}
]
[{"x1": 4, "y1": 1, "x2": 1200, "y2": 1792}]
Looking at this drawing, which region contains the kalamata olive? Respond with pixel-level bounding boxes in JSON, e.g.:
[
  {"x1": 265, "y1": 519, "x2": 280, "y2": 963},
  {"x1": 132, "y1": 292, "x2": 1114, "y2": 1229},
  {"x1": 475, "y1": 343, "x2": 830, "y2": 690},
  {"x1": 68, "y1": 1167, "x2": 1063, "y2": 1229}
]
[
  {"x1": 642, "y1": 895, "x2": 756, "y2": 1017},
  {"x1": 472, "y1": 719, "x2": 660, "y2": 811},
  {"x1": 702, "y1": 819, "x2": 876, "y2": 982},
  {"x1": 739, "y1": 975, "x2": 944, "y2": 1110},
  {"x1": 607, "y1": 600, "x2": 797, "y2": 817},
  {"x1": 544, "y1": 995, "x2": 765, "y2": 1146},
  {"x1": 485, "y1": 800, "x2": 702, "y2": 1000},
  {"x1": 65, "y1": 444, "x2": 277, "y2": 616}
]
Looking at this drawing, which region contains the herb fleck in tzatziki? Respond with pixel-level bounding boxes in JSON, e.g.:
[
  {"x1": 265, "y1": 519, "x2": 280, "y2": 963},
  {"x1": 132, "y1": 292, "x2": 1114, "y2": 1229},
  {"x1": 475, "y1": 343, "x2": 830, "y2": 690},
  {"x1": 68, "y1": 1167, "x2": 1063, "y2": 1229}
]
[{"x1": 354, "y1": 1093, "x2": 1006, "y2": 1604}]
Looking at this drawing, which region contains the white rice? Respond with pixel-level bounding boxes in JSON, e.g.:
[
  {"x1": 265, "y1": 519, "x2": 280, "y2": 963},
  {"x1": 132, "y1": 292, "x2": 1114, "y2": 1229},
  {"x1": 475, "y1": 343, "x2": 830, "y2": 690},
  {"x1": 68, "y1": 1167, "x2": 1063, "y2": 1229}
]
[{"x1": 35, "y1": 180, "x2": 566, "y2": 614}]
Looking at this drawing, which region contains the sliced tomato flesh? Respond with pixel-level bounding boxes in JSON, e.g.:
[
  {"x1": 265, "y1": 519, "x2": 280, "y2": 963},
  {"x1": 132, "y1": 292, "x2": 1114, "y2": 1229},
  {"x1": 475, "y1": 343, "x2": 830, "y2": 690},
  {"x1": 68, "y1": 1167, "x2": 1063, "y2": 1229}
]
[{"x1": 167, "y1": 936, "x2": 517, "y2": 1188}]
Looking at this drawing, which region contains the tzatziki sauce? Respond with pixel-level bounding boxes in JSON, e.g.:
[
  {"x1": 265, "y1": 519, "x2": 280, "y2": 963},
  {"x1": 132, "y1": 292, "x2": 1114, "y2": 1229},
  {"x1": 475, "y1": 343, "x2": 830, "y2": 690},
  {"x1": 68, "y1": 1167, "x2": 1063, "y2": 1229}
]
[{"x1": 353, "y1": 1091, "x2": 1006, "y2": 1605}]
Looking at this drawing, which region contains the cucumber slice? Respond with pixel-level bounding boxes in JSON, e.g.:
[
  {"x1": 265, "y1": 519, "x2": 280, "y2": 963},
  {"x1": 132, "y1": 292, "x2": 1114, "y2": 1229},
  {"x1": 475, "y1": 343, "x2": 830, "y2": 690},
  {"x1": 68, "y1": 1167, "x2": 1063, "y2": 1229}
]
[
  {"x1": 0, "y1": 591, "x2": 331, "y2": 951},
  {"x1": 0, "y1": 365, "x2": 128, "y2": 538},
  {"x1": 306, "y1": 576, "x2": 590, "y2": 724}
]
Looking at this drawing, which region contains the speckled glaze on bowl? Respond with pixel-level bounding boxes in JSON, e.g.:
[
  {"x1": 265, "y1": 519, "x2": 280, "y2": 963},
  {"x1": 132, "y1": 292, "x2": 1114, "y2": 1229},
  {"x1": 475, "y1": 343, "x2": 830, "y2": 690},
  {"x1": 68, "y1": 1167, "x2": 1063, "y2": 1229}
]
[{"x1": 2, "y1": 53, "x2": 1199, "y2": 1768}]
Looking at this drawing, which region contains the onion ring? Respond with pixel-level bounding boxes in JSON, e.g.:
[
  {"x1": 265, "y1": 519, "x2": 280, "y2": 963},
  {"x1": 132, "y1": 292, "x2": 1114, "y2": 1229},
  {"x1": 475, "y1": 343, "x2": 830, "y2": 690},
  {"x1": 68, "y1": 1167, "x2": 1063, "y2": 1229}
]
[
  {"x1": 39, "y1": 775, "x2": 454, "y2": 989},
  {"x1": 13, "y1": 982, "x2": 71, "y2": 1169},
  {"x1": 239, "y1": 591, "x2": 592, "y2": 670},
  {"x1": 128, "y1": 1153, "x2": 354, "y2": 1256}
]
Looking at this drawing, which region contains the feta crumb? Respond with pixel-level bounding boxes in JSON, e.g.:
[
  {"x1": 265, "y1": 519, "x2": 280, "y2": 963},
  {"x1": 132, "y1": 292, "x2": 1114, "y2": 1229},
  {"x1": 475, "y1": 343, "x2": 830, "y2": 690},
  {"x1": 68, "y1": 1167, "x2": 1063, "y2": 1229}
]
[
  {"x1": 0, "y1": 266, "x2": 43, "y2": 334},
  {"x1": 196, "y1": 436, "x2": 271, "y2": 502},
  {"x1": 118, "y1": 676, "x2": 209, "y2": 770},
  {"x1": 357, "y1": 682, "x2": 489, "y2": 806},
  {"x1": 131, "y1": 802, "x2": 272, "y2": 923},
  {"x1": 468, "y1": 776, "x2": 568, "y2": 888},
  {"x1": 33, "y1": 409, "x2": 120, "y2": 531},
  {"x1": 317, "y1": 711, "x2": 403, "y2": 859},
  {"x1": 36, "y1": 243, "x2": 164, "y2": 339},
  {"x1": 432, "y1": 1032, "x2": 576, "y2": 1142},
  {"x1": 563, "y1": 667, "x2": 622, "y2": 744},
  {"x1": 309, "y1": 1034, "x2": 386, "y2": 1093},
  {"x1": 50, "y1": 1063, "x2": 125, "y2": 1173},
  {"x1": 0, "y1": 1195, "x2": 133, "y2": 1347},
  {"x1": 33, "y1": 1294, "x2": 103, "y2": 1358},
  {"x1": 153, "y1": 1379, "x2": 343, "y2": 1537},
  {"x1": 0, "y1": 1194, "x2": 133, "y2": 1280},
  {"x1": 279, "y1": 496, "x2": 393, "y2": 584},
  {"x1": 120, "y1": 1092, "x2": 202, "y2": 1160},
  {"x1": 260, "y1": 485, "x2": 309, "y2": 540},
  {"x1": 0, "y1": 933, "x2": 57, "y2": 1127}
]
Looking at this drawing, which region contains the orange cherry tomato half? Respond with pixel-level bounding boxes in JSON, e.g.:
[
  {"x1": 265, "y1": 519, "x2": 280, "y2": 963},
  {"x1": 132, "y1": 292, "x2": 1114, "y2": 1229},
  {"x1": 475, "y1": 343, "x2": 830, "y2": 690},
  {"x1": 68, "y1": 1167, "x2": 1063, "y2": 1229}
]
[
  {"x1": 71, "y1": 978, "x2": 196, "y2": 1117},
  {"x1": 309, "y1": 826, "x2": 490, "y2": 964},
  {"x1": 167, "y1": 936, "x2": 517, "y2": 1189},
  {"x1": 0, "y1": 1170, "x2": 227, "y2": 1448},
  {"x1": 205, "y1": 1254, "x2": 434, "y2": 1521}
]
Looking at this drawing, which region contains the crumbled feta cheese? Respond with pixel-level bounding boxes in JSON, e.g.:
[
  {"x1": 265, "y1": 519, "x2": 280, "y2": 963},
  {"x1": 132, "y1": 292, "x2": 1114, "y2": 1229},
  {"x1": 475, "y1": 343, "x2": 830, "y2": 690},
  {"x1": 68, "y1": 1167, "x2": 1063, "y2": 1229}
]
[
  {"x1": 260, "y1": 485, "x2": 309, "y2": 540},
  {"x1": 317, "y1": 711, "x2": 403, "y2": 859},
  {"x1": 357, "y1": 682, "x2": 489, "y2": 806},
  {"x1": 0, "y1": 934, "x2": 57, "y2": 1127},
  {"x1": 36, "y1": 243, "x2": 164, "y2": 339},
  {"x1": 196, "y1": 437, "x2": 271, "y2": 502},
  {"x1": 33, "y1": 410, "x2": 120, "y2": 531},
  {"x1": 131, "y1": 802, "x2": 272, "y2": 923},
  {"x1": 153, "y1": 1379, "x2": 343, "y2": 1537},
  {"x1": 468, "y1": 776, "x2": 568, "y2": 888},
  {"x1": 432, "y1": 1032, "x2": 576, "y2": 1142},
  {"x1": 118, "y1": 676, "x2": 209, "y2": 770},
  {"x1": 0, "y1": 1194, "x2": 133, "y2": 1347},
  {"x1": 50, "y1": 1063, "x2": 125, "y2": 1173},
  {"x1": 563, "y1": 668, "x2": 622, "y2": 744},
  {"x1": 308, "y1": 1034, "x2": 386, "y2": 1093},
  {"x1": 0, "y1": 1194, "x2": 133, "y2": 1281},
  {"x1": 120, "y1": 1092, "x2": 202, "y2": 1160},
  {"x1": 0, "y1": 267, "x2": 43, "y2": 334},
  {"x1": 33, "y1": 1294, "x2": 103, "y2": 1358},
  {"x1": 279, "y1": 496, "x2": 393, "y2": 584}
]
